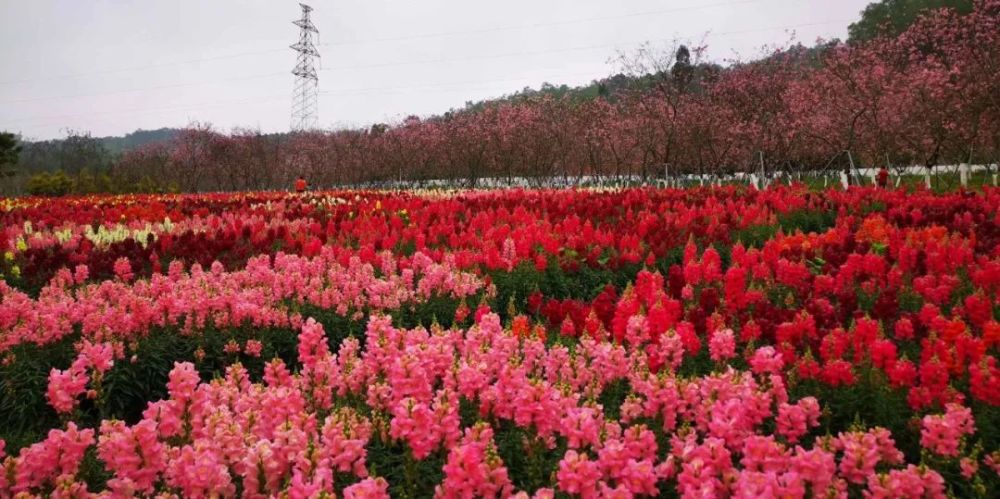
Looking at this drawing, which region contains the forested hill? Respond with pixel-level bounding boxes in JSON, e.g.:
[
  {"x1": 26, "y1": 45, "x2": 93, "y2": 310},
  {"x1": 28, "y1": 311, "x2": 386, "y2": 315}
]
[
  {"x1": 461, "y1": 0, "x2": 976, "y2": 111},
  {"x1": 848, "y1": 0, "x2": 973, "y2": 42},
  {"x1": 19, "y1": 127, "x2": 177, "y2": 162},
  {"x1": 97, "y1": 128, "x2": 181, "y2": 155},
  {"x1": 13, "y1": 128, "x2": 180, "y2": 176}
]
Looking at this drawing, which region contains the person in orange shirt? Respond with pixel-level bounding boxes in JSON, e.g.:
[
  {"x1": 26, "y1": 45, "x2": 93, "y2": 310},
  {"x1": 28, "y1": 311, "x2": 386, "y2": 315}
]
[{"x1": 295, "y1": 176, "x2": 308, "y2": 193}]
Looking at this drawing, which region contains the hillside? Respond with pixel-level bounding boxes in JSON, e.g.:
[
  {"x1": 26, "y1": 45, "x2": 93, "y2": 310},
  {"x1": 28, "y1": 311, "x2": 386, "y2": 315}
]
[{"x1": 97, "y1": 128, "x2": 181, "y2": 155}]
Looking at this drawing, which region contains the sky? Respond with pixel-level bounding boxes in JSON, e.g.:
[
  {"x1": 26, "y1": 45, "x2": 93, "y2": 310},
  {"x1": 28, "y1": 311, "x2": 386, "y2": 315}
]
[{"x1": 0, "y1": 0, "x2": 871, "y2": 141}]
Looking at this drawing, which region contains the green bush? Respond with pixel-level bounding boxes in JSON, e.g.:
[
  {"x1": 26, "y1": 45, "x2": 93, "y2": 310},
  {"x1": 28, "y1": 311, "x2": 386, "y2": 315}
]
[
  {"x1": 23, "y1": 169, "x2": 177, "y2": 196},
  {"x1": 778, "y1": 208, "x2": 837, "y2": 234},
  {"x1": 26, "y1": 170, "x2": 74, "y2": 197}
]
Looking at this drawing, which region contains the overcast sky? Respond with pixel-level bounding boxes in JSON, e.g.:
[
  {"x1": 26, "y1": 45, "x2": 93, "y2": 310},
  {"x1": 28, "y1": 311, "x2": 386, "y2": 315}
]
[{"x1": 0, "y1": 0, "x2": 870, "y2": 140}]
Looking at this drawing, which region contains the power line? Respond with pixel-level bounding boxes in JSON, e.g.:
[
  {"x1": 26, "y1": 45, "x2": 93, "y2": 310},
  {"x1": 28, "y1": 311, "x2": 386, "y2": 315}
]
[
  {"x1": 0, "y1": 72, "x2": 287, "y2": 105},
  {"x1": 3, "y1": 16, "x2": 840, "y2": 105},
  {"x1": 7, "y1": 94, "x2": 289, "y2": 126},
  {"x1": 11, "y1": 70, "x2": 599, "y2": 130},
  {"x1": 0, "y1": 0, "x2": 797, "y2": 87},
  {"x1": 320, "y1": 0, "x2": 772, "y2": 47},
  {"x1": 318, "y1": 71, "x2": 602, "y2": 96},
  {"x1": 320, "y1": 19, "x2": 851, "y2": 72},
  {"x1": 6, "y1": 17, "x2": 850, "y2": 128},
  {"x1": 11, "y1": 70, "x2": 600, "y2": 131},
  {"x1": 5, "y1": 12, "x2": 852, "y2": 132},
  {"x1": 0, "y1": 49, "x2": 288, "y2": 87}
]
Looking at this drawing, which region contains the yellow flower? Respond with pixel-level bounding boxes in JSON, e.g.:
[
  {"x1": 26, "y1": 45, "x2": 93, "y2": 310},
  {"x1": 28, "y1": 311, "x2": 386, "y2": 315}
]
[
  {"x1": 3, "y1": 251, "x2": 12, "y2": 262},
  {"x1": 55, "y1": 228, "x2": 73, "y2": 244},
  {"x1": 10, "y1": 266, "x2": 19, "y2": 278},
  {"x1": 15, "y1": 238, "x2": 27, "y2": 252}
]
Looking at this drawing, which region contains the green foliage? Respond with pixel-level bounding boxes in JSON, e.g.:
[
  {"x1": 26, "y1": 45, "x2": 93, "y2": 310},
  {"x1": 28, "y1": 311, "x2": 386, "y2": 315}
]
[
  {"x1": 0, "y1": 131, "x2": 21, "y2": 177},
  {"x1": 777, "y1": 208, "x2": 838, "y2": 235},
  {"x1": 848, "y1": 0, "x2": 974, "y2": 42},
  {"x1": 860, "y1": 200, "x2": 887, "y2": 215},
  {"x1": 131, "y1": 175, "x2": 179, "y2": 194},
  {"x1": 672, "y1": 45, "x2": 695, "y2": 93},
  {"x1": 99, "y1": 128, "x2": 180, "y2": 155},
  {"x1": 17, "y1": 130, "x2": 116, "y2": 184},
  {"x1": 26, "y1": 170, "x2": 74, "y2": 196},
  {"x1": 733, "y1": 224, "x2": 779, "y2": 248},
  {"x1": 793, "y1": 367, "x2": 921, "y2": 450},
  {"x1": 0, "y1": 336, "x2": 77, "y2": 440},
  {"x1": 366, "y1": 438, "x2": 445, "y2": 498},
  {"x1": 24, "y1": 168, "x2": 174, "y2": 196},
  {"x1": 598, "y1": 379, "x2": 631, "y2": 421},
  {"x1": 490, "y1": 258, "x2": 642, "y2": 323},
  {"x1": 494, "y1": 421, "x2": 566, "y2": 493},
  {"x1": 458, "y1": 54, "x2": 723, "y2": 114},
  {"x1": 897, "y1": 287, "x2": 925, "y2": 313}
]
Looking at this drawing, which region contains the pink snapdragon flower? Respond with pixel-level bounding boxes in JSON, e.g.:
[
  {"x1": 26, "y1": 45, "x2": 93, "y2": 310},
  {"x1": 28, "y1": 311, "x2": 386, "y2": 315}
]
[
  {"x1": 709, "y1": 328, "x2": 737, "y2": 362},
  {"x1": 436, "y1": 423, "x2": 513, "y2": 498},
  {"x1": 920, "y1": 403, "x2": 975, "y2": 457},
  {"x1": 244, "y1": 339, "x2": 263, "y2": 357},
  {"x1": 836, "y1": 428, "x2": 903, "y2": 484},
  {"x1": 865, "y1": 465, "x2": 946, "y2": 499},
  {"x1": 557, "y1": 450, "x2": 602, "y2": 497},
  {"x1": 749, "y1": 346, "x2": 784, "y2": 374},
  {"x1": 97, "y1": 419, "x2": 167, "y2": 495},
  {"x1": 343, "y1": 477, "x2": 390, "y2": 498},
  {"x1": 113, "y1": 257, "x2": 134, "y2": 281},
  {"x1": 776, "y1": 397, "x2": 821, "y2": 443},
  {"x1": 560, "y1": 406, "x2": 604, "y2": 449},
  {"x1": 164, "y1": 442, "x2": 236, "y2": 497},
  {"x1": 46, "y1": 366, "x2": 88, "y2": 414},
  {"x1": 9, "y1": 423, "x2": 94, "y2": 493}
]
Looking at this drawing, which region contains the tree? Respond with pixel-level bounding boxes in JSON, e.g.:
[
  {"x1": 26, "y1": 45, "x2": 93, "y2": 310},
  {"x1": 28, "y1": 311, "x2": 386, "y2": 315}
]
[
  {"x1": 112, "y1": 142, "x2": 174, "y2": 193},
  {"x1": 672, "y1": 45, "x2": 694, "y2": 92},
  {"x1": 0, "y1": 131, "x2": 21, "y2": 177},
  {"x1": 58, "y1": 130, "x2": 112, "y2": 175},
  {"x1": 848, "y1": 0, "x2": 973, "y2": 42}
]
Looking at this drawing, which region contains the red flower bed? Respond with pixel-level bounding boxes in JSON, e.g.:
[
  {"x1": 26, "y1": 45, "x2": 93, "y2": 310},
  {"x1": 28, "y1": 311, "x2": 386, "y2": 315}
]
[{"x1": 0, "y1": 186, "x2": 997, "y2": 497}]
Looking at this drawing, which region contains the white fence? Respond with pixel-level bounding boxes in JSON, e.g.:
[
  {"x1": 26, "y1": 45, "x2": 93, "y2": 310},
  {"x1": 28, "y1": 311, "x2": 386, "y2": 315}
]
[{"x1": 352, "y1": 164, "x2": 998, "y2": 190}]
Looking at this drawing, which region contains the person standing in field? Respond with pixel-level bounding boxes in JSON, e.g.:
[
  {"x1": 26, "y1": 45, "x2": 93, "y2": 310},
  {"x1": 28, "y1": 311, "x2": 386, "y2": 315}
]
[
  {"x1": 877, "y1": 167, "x2": 889, "y2": 188},
  {"x1": 295, "y1": 175, "x2": 308, "y2": 193}
]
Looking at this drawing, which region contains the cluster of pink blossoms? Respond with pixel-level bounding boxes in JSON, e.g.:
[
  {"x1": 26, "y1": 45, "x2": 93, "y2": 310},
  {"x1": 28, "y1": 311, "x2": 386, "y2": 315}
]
[
  {"x1": 0, "y1": 249, "x2": 482, "y2": 353},
  {"x1": 46, "y1": 340, "x2": 115, "y2": 414},
  {"x1": 920, "y1": 403, "x2": 976, "y2": 458},
  {"x1": 1, "y1": 311, "x2": 993, "y2": 497}
]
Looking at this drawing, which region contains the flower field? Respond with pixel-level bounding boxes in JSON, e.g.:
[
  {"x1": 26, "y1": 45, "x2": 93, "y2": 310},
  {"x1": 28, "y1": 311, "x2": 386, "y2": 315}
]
[{"x1": 0, "y1": 186, "x2": 998, "y2": 497}]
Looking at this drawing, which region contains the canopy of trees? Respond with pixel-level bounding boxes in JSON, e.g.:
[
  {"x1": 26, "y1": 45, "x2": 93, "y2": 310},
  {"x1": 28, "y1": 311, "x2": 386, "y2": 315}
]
[
  {"x1": 848, "y1": 0, "x2": 973, "y2": 42},
  {"x1": 0, "y1": 132, "x2": 20, "y2": 178}
]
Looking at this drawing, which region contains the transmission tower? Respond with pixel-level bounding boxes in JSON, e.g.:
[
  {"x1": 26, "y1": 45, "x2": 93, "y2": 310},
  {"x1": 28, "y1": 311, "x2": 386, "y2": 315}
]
[{"x1": 291, "y1": 3, "x2": 319, "y2": 131}]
